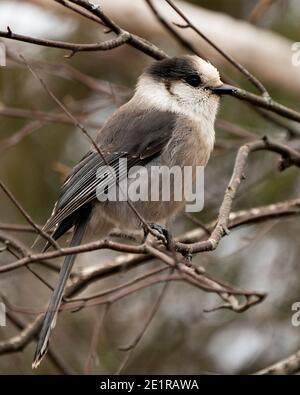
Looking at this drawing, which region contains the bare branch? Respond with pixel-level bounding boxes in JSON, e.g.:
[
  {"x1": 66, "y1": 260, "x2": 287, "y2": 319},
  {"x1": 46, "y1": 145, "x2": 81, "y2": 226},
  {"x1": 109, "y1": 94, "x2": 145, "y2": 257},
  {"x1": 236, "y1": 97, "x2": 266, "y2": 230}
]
[
  {"x1": 64, "y1": 0, "x2": 167, "y2": 59},
  {"x1": 0, "y1": 26, "x2": 132, "y2": 55},
  {"x1": 0, "y1": 180, "x2": 60, "y2": 250},
  {"x1": 0, "y1": 106, "x2": 101, "y2": 128},
  {"x1": 176, "y1": 137, "x2": 300, "y2": 254},
  {"x1": 249, "y1": 0, "x2": 276, "y2": 24},
  {"x1": 255, "y1": 349, "x2": 300, "y2": 375},
  {"x1": 165, "y1": 0, "x2": 269, "y2": 97}
]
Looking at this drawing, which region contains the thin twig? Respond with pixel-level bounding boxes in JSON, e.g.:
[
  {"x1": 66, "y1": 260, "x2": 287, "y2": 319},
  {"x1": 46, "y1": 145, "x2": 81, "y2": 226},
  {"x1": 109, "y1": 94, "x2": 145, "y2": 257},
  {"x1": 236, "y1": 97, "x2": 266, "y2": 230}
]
[
  {"x1": 165, "y1": 0, "x2": 270, "y2": 97},
  {"x1": 175, "y1": 137, "x2": 300, "y2": 254},
  {"x1": 249, "y1": 0, "x2": 275, "y2": 24},
  {"x1": 58, "y1": 0, "x2": 168, "y2": 60},
  {"x1": 255, "y1": 349, "x2": 300, "y2": 375},
  {"x1": 84, "y1": 304, "x2": 109, "y2": 374},
  {"x1": 0, "y1": 179, "x2": 61, "y2": 250}
]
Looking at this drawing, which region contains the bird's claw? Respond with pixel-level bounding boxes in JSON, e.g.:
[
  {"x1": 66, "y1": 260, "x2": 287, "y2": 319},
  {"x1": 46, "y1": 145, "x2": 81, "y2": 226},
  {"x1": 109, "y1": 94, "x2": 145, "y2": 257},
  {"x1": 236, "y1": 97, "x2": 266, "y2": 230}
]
[{"x1": 144, "y1": 223, "x2": 173, "y2": 250}]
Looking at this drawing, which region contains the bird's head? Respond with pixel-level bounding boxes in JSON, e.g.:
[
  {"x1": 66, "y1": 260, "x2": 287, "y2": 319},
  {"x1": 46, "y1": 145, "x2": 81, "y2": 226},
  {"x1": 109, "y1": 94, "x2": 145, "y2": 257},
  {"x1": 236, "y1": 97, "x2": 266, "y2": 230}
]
[{"x1": 135, "y1": 55, "x2": 235, "y2": 122}]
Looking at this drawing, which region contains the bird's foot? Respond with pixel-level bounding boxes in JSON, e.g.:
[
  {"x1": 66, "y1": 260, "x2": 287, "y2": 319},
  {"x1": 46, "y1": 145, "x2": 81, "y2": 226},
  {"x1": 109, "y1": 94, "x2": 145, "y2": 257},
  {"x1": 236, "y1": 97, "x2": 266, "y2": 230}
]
[
  {"x1": 183, "y1": 251, "x2": 193, "y2": 265},
  {"x1": 143, "y1": 223, "x2": 173, "y2": 250}
]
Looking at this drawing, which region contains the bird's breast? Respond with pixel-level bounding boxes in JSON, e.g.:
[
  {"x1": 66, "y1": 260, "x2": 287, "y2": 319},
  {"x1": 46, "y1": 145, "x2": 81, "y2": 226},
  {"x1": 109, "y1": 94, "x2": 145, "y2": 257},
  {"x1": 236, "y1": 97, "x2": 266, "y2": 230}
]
[{"x1": 163, "y1": 115, "x2": 215, "y2": 168}]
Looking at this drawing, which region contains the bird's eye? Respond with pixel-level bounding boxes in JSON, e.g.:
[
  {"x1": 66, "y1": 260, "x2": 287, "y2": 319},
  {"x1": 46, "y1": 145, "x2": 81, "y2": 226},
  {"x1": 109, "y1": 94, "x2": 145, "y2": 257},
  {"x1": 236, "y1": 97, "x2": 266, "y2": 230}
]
[{"x1": 184, "y1": 74, "x2": 201, "y2": 87}]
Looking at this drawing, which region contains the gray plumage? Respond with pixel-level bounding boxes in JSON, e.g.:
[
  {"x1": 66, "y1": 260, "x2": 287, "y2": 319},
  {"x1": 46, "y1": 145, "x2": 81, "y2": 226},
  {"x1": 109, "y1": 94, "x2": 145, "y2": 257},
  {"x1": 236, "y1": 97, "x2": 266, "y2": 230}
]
[{"x1": 32, "y1": 55, "x2": 233, "y2": 368}]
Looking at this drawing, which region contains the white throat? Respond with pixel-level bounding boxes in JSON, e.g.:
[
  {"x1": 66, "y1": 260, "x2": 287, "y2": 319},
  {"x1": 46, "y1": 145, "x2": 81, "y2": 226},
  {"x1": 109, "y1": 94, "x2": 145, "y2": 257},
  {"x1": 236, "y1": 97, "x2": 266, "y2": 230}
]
[{"x1": 134, "y1": 75, "x2": 217, "y2": 149}]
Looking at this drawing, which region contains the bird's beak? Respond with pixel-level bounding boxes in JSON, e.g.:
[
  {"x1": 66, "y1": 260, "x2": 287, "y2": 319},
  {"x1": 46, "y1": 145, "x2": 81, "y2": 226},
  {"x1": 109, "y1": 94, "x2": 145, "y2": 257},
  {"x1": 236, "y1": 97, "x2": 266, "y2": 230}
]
[{"x1": 210, "y1": 84, "x2": 237, "y2": 95}]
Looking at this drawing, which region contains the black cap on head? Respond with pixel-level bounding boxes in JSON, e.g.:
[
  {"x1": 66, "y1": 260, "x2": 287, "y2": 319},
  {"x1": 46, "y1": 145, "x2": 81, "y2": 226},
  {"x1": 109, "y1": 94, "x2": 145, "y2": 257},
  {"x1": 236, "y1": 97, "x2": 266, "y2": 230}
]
[{"x1": 146, "y1": 56, "x2": 198, "y2": 82}]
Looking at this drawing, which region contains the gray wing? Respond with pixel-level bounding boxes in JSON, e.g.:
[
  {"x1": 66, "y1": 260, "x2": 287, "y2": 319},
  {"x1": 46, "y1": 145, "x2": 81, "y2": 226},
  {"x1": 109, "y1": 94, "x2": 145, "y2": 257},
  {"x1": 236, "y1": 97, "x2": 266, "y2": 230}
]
[{"x1": 43, "y1": 109, "x2": 176, "y2": 238}]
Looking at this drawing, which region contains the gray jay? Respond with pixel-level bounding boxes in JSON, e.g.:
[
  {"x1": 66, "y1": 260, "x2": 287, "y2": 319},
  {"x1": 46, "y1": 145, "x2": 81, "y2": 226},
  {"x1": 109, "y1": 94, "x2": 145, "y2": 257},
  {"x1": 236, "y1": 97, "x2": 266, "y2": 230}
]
[{"x1": 32, "y1": 55, "x2": 235, "y2": 368}]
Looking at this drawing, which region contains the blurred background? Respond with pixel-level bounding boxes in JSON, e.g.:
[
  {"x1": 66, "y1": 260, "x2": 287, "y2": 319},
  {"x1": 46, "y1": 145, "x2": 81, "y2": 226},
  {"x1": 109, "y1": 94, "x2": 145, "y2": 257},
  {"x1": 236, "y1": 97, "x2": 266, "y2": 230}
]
[{"x1": 0, "y1": 0, "x2": 300, "y2": 374}]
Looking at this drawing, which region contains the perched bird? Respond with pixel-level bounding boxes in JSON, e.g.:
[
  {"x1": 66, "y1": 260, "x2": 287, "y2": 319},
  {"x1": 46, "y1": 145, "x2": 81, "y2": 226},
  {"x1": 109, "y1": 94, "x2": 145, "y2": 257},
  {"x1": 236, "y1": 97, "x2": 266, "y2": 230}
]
[{"x1": 32, "y1": 55, "x2": 235, "y2": 368}]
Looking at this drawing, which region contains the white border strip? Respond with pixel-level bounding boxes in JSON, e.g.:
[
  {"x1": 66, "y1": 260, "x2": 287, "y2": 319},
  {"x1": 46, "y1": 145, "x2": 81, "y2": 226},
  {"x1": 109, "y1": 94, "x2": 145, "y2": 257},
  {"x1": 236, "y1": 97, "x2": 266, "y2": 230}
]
[{"x1": 0, "y1": 42, "x2": 6, "y2": 67}]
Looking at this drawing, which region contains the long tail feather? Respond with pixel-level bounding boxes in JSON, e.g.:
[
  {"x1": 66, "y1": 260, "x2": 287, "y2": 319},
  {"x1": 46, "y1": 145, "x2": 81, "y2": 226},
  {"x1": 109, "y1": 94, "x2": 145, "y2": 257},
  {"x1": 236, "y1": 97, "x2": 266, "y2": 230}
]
[{"x1": 32, "y1": 209, "x2": 91, "y2": 369}]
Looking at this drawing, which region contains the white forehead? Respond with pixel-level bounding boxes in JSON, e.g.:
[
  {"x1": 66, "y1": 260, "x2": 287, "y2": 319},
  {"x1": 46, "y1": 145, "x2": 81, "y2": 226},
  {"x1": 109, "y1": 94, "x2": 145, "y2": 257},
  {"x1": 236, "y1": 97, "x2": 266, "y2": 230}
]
[{"x1": 187, "y1": 55, "x2": 220, "y2": 81}]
